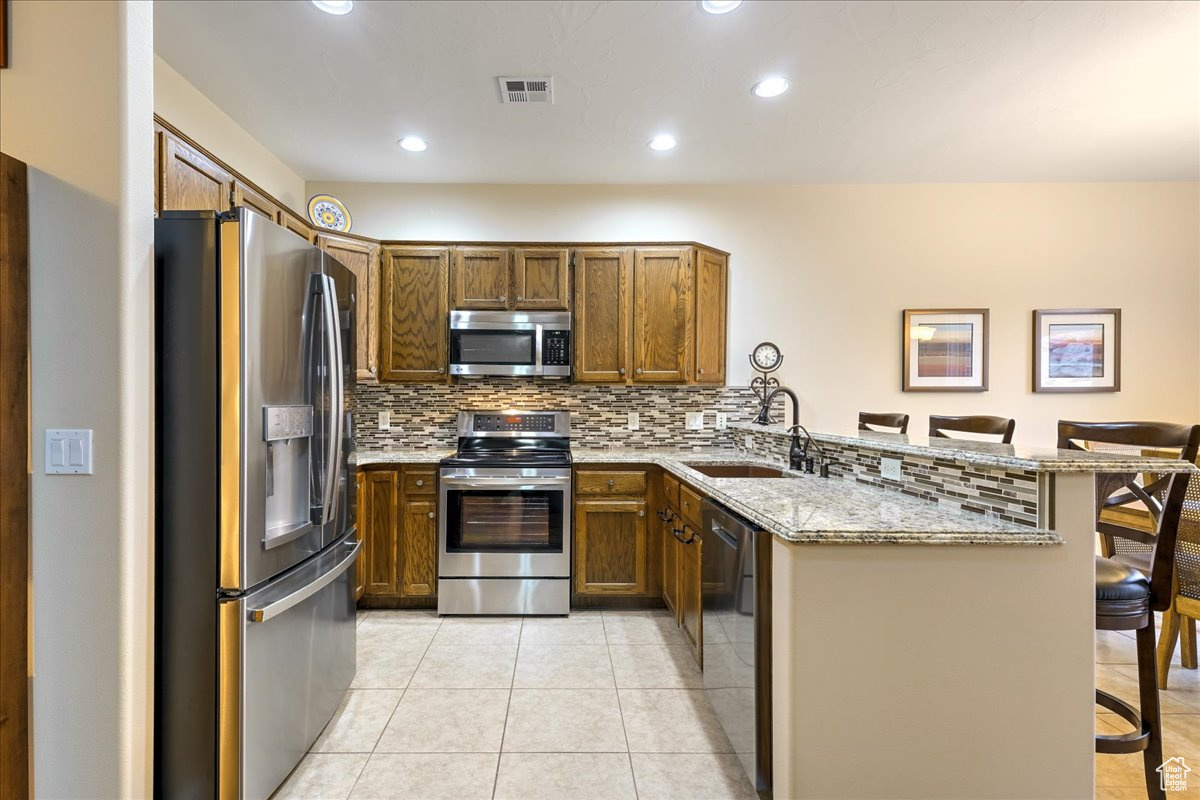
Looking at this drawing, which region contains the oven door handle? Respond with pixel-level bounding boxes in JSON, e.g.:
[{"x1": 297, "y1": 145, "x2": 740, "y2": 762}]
[{"x1": 440, "y1": 477, "x2": 570, "y2": 489}]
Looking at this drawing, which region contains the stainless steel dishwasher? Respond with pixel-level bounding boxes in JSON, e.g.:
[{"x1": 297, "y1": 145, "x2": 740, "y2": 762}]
[{"x1": 701, "y1": 499, "x2": 772, "y2": 798}]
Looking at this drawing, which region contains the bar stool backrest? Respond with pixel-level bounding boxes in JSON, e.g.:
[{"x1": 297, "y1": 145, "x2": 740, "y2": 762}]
[
  {"x1": 858, "y1": 412, "x2": 909, "y2": 434},
  {"x1": 928, "y1": 414, "x2": 1016, "y2": 444}
]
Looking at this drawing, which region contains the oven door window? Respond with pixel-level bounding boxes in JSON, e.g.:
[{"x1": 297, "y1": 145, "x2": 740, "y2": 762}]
[
  {"x1": 450, "y1": 330, "x2": 535, "y2": 365},
  {"x1": 445, "y1": 489, "x2": 564, "y2": 553}
]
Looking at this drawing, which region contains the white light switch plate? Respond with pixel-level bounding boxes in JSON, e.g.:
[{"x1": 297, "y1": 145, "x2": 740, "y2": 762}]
[
  {"x1": 685, "y1": 412, "x2": 704, "y2": 431},
  {"x1": 744, "y1": 435, "x2": 754, "y2": 450},
  {"x1": 715, "y1": 412, "x2": 728, "y2": 430},
  {"x1": 378, "y1": 410, "x2": 391, "y2": 430},
  {"x1": 627, "y1": 412, "x2": 640, "y2": 431},
  {"x1": 881, "y1": 457, "x2": 903, "y2": 481},
  {"x1": 45, "y1": 429, "x2": 93, "y2": 475}
]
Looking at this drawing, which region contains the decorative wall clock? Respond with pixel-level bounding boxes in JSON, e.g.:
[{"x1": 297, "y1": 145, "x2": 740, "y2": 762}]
[
  {"x1": 307, "y1": 194, "x2": 352, "y2": 232},
  {"x1": 749, "y1": 341, "x2": 784, "y2": 423}
]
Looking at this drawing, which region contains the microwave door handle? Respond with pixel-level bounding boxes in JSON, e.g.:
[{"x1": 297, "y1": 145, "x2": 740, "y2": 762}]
[
  {"x1": 534, "y1": 324, "x2": 544, "y2": 375},
  {"x1": 317, "y1": 275, "x2": 342, "y2": 525}
]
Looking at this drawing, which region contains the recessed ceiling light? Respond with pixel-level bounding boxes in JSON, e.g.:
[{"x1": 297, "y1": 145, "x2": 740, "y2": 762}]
[
  {"x1": 700, "y1": 0, "x2": 742, "y2": 14},
  {"x1": 752, "y1": 77, "x2": 790, "y2": 98},
  {"x1": 312, "y1": 0, "x2": 353, "y2": 14},
  {"x1": 399, "y1": 136, "x2": 428, "y2": 152},
  {"x1": 648, "y1": 135, "x2": 678, "y2": 151}
]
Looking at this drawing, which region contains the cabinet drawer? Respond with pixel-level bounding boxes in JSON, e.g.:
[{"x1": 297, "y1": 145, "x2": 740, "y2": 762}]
[
  {"x1": 403, "y1": 469, "x2": 436, "y2": 495},
  {"x1": 679, "y1": 484, "x2": 704, "y2": 529},
  {"x1": 576, "y1": 470, "x2": 647, "y2": 498},
  {"x1": 663, "y1": 472, "x2": 681, "y2": 511}
]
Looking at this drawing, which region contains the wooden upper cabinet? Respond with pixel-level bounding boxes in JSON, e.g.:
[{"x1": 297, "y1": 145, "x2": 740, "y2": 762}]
[
  {"x1": 452, "y1": 247, "x2": 511, "y2": 309},
  {"x1": 319, "y1": 234, "x2": 380, "y2": 384},
  {"x1": 380, "y1": 246, "x2": 450, "y2": 382},
  {"x1": 280, "y1": 211, "x2": 317, "y2": 244},
  {"x1": 573, "y1": 248, "x2": 629, "y2": 383},
  {"x1": 632, "y1": 247, "x2": 692, "y2": 383},
  {"x1": 693, "y1": 248, "x2": 727, "y2": 384},
  {"x1": 574, "y1": 499, "x2": 649, "y2": 595},
  {"x1": 161, "y1": 134, "x2": 231, "y2": 214},
  {"x1": 232, "y1": 180, "x2": 281, "y2": 224},
  {"x1": 513, "y1": 248, "x2": 569, "y2": 310}
]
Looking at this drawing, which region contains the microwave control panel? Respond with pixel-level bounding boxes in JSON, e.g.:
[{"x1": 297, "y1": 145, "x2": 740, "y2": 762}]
[{"x1": 543, "y1": 330, "x2": 571, "y2": 366}]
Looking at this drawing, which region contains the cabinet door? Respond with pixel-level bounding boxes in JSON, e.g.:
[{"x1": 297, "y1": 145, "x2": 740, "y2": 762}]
[
  {"x1": 361, "y1": 469, "x2": 400, "y2": 596},
  {"x1": 678, "y1": 526, "x2": 702, "y2": 660},
  {"x1": 632, "y1": 247, "x2": 692, "y2": 383},
  {"x1": 380, "y1": 246, "x2": 450, "y2": 382},
  {"x1": 574, "y1": 499, "x2": 648, "y2": 595},
  {"x1": 693, "y1": 248, "x2": 727, "y2": 384},
  {"x1": 355, "y1": 471, "x2": 366, "y2": 600},
  {"x1": 452, "y1": 247, "x2": 511, "y2": 309},
  {"x1": 232, "y1": 180, "x2": 281, "y2": 224},
  {"x1": 161, "y1": 135, "x2": 231, "y2": 213},
  {"x1": 320, "y1": 234, "x2": 380, "y2": 383},
  {"x1": 401, "y1": 497, "x2": 438, "y2": 597},
  {"x1": 513, "y1": 248, "x2": 569, "y2": 310},
  {"x1": 662, "y1": 514, "x2": 679, "y2": 620},
  {"x1": 281, "y1": 210, "x2": 317, "y2": 244},
  {"x1": 573, "y1": 248, "x2": 629, "y2": 383}
]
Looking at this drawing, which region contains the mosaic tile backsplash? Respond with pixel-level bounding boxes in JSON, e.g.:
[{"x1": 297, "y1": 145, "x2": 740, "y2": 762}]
[
  {"x1": 737, "y1": 426, "x2": 1040, "y2": 527},
  {"x1": 353, "y1": 380, "x2": 760, "y2": 450}
]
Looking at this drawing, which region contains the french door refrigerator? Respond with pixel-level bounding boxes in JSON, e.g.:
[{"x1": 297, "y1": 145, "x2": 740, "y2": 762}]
[{"x1": 155, "y1": 209, "x2": 358, "y2": 799}]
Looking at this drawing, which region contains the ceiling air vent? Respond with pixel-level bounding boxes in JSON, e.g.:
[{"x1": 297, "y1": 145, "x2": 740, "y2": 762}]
[{"x1": 497, "y1": 76, "x2": 553, "y2": 104}]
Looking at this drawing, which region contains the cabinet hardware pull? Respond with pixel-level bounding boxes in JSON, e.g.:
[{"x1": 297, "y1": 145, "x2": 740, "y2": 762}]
[
  {"x1": 427, "y1": 511, "x2": 434, "y2": 519},
  {"x1": 636, "y1": 367, "x2": 644, "y2": 374},
  {"x1": 618, "y1": 368, "x2": 625, "y2": 376},
  {"x1": 416, "y1": 479, "x2": 424, "y2": 487},
  {"x1": 638, "y1": 509, "x2": 645, "y2": 517},
  {"x1": 438, "y1": 367, "x2": 445, "y2": 374},
  {"x1": 607, "y1": 479, "x2": 614, "y2": 487},
  {"x1": 517, "y1": 295, "x2": 524, "y2": 301},
  {"x1": 499, "y1": 295, "x2": 507, "y2": 302},
  {"x1": 698, "y1": 368, "x2": 704, "y2": 375}
]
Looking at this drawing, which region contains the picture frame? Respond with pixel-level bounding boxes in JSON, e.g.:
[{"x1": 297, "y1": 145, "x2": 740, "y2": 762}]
[
  {"x1": 1, "y1": 0, "x2": 8, "y2": 70},
  {"x1": 1033, "y1": 308, "x2": 1120, "y2": 393},
  {"x1": 902, "y1": 308, "x2": 989, "y2": 392}
]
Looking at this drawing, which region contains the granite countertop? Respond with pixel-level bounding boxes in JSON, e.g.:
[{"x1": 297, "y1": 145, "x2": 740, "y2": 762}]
[
  {"x1": 730, "y1": 422, "x2": 1200, "y2": 474},
  {"x1": 574, "y1": 448, "x2": 1061, "y2": 546},
  {"x1": 353, "y1": 449, "x2": 455, "y2": 465}
]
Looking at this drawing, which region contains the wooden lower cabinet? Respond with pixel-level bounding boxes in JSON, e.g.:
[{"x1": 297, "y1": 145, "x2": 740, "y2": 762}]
[
  {"x1": 356, "y1": 465, "x2": 439, "y2": 605},
  {"x1": 678, "y1": 524, "x2": 702, "y2": 659},
  {"x1": 661, "y1": 512, "x2": 679, "y2": 619},
  {"x1": 574, "y1": 499, "x2": 649, "y2": 595}
]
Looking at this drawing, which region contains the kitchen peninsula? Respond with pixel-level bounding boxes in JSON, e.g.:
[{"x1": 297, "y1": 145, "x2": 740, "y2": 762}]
[{"x1": 356, "y1": 426, "x2": 1197, "y2": 800}]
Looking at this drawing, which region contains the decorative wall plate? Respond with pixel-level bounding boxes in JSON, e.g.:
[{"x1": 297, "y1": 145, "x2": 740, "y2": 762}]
[{"x1": 307, "y1": 194, "x2": 352, "y2": 232}]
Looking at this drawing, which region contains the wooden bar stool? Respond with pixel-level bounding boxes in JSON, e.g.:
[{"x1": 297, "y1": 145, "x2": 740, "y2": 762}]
[
  {"x1": 1058, "y1": 420, "x2": 1200, "y2": 800},
  {"x1": 928, "y1": 414, "x2": 1016, "y2": 444},
  {"x1": 858, "y1": 412, "x2": 909, "y2": 434}
]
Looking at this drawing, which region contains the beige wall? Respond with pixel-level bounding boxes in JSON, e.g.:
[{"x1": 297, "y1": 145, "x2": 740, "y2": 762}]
[
  {"x1": 0, "y1": 0, "x2": 154, "y2": 796},
  {"x1": 309, "y1": 180, "x2": 1200, "y2": 444},
  {"x1": 154, "y1": 54, "x2": 307, "y2": 214}
]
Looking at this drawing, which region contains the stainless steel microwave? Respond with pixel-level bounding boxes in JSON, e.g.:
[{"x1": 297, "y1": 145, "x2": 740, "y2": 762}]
[{"x1": 448, "y1": 310, "x2": 571, "y2": 377}]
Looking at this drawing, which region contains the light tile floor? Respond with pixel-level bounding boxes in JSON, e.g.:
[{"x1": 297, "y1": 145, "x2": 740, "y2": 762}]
[{"x1": 274, "y1": 610, "x2": 1200, "y2": 800}]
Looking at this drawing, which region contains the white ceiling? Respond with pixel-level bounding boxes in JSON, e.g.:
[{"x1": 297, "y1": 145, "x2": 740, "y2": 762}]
[{"x1": 154, "y1": 0, "x2": 1199, "y2": 184}]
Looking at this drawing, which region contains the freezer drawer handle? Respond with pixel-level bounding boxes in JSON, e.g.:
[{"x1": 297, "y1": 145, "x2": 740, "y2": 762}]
[{"x1": 247, "y1": 540, "x2": 361, "y2": 623}]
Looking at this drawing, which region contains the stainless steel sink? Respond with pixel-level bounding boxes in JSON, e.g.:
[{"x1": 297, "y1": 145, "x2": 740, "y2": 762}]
[{"x1": 681, "y1": 463, "x2": 787, "y2": 478}]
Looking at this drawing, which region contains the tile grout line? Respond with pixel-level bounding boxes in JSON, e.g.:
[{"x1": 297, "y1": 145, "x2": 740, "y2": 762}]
[
  {"x1": 604, "y1": 609, "x2": 641, "y2": 800},
  {"x1": 344, "y1": 610, "x2": 444, "y2": 800},
  {"x1": 491, "y1": 616, "x2": 523, "y2": 800}
]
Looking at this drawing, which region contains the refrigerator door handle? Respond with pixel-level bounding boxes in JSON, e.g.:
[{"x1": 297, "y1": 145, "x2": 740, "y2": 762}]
[
  {"x1": 247, "y1": 539, "x2": 360, "y2": 623},
  {"x1": 316, "y1": 274, "x2": 343, "y2": 525}
]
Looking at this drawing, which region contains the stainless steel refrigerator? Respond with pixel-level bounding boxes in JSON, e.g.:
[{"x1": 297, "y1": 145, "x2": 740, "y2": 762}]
[{"x1": 154, "y1": 209, "x2": 358, "y2": 799}]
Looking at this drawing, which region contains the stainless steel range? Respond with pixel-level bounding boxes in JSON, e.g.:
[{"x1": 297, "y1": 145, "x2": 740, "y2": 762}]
[{"x1": 438, "y1": 410, "x2": 572, "y2": 615}]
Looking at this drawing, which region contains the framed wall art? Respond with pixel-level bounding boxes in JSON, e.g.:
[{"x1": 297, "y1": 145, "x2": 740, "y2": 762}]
[
  {"x1": 1033, "y1": 308, "x2": 1120, "y2": 393},
  {"x1": 902, "y1": 308, "x2": 989, "y2": 392}
]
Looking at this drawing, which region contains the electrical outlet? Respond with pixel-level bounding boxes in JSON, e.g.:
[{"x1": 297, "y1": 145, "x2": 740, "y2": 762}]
[
  {"x1": 881, "y1": 457, "x2": 903, "y2": 481},
  {"x1": 685, "y1": 411, "x2": 704, "y2": 431},
  {"x1": 378, "y1": 410, "x2": 391, "y2": 430},
  {"x1": 627, "y1": 411, "x2": 640, "y2": 431},
  {"x1": 715, "y1": 412, "x2": 728, "y2": 430}
]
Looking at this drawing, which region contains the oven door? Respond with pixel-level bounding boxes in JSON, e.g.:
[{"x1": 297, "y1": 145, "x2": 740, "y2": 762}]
[
  {"x1": 448, "y1": 328, "x2": 538, "y2": 376},
  {"x1": 438, "y1": 468, "x2": 571, "y2": 577}
]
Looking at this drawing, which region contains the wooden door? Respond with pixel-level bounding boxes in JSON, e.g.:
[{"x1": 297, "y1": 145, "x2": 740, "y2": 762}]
[
  {"x1": 632, "y1": 247, "x2": 691, "y2": 383},
  {"x1": 161, "y1": 135, "x2": 231, "y2": 213},
  {"x1": 574, "y1": 500, "x2": 648, "y2": 595},
  {"x1": 693, "y1": 248, "x2": 727, "y2": 384},
  {"x1": 354, "y1": 471, "x2": 366, "y2": 600},
  {"x1": 319, "y1": 234, "x2": 380, "y2": 383},
  {"x1": 573, "y1": 248, "x2": 629, "y2": 383},
  {"x1": 281, "y1": 210, "x2": 316, "y2": 244},
  {"x1": 678, "y1": 526, "x2": 702, "y2": 658},
  {"x1": 452, "y1": 247, "x2": 510, "y2": 309},
  {"x1": 361, "y1": 469, "x2": 400, "y2": 596},
  {"x1": 232, "y1": 180, "x2": 281, "y2": 224},
  {"x1": 662, "y1": 515, "x2": 679, "y2": 620},
  {"x1": 513, "y1": 248, "x2": 569, "y2": 310},
  {"x1": 380, "y1": 246, "x2": 450, "y2": 382},
  {"x1": 401, "y1": 498, "x2": 438, "y2": 597}
]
